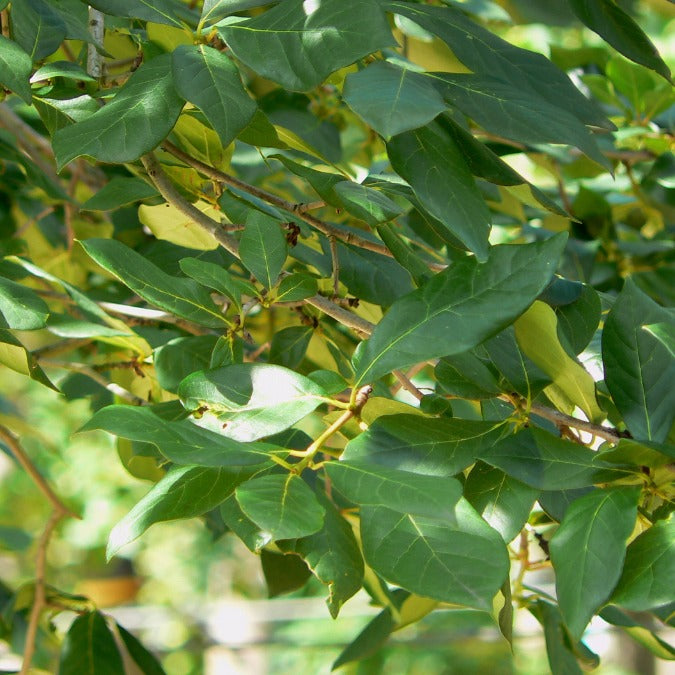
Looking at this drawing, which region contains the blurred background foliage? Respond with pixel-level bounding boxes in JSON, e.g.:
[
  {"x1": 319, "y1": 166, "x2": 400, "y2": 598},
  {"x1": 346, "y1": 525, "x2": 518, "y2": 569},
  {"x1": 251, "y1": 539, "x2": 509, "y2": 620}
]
[{"x1": 1, "y1": 0, "x2": 673, "y2": 672}]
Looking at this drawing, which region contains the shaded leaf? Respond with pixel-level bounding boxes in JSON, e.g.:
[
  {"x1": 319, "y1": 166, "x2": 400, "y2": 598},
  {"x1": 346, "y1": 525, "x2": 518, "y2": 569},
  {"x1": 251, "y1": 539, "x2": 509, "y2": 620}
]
[
  {"x1": 11, "y1": 0, "x2": 66, "y2": 61},
  {"x1": 108, "y1": 465, "x2": 254, "y2": 557},
  {"x1": 79, "y1": 238, "x2": 228, "y2": 329},
  {"x1": 172, "y1": 44, "x2": 257, "y2": 147},
  {"x1": 611, "y1": 516, "x2": 675, "y2": 611},
  {"x1": 387, "y1": 121, "x2": 490, "y2": 259},
  {"x1": 239, "y1": 211, "x2": 287, "y2": 289},
  {"x1": 0, "y1": 329, "x2": 56, "y2": 390},
  {"x1": 268, "y1": 325, "x2": 313, "y2": 369},
  {"x1": 275, "y1": 273, "x2": 318, "y2": 303},
  {"x1": 0, "y1": 35, "x2": 32, "y2": 103},
  {"x1": 81, "y1": 177, "x2": 159, "y2": 211},
  {"x1": 353, "y1": 235, "x2": 567, "y2": 386},
  {"x1": 53, "y1": 55, "x2": 184, "y2": 168},
  {"x1": 87, "y1": 0, "x2": 197, "y2": 28},
  {"x1": 481, "y1": 428, "x2": 631, "y2": 490},
  {"x1": 332, "y1": 609, "x2": 396, "y2": 670},
  {"x1": 643, "y1": 322, "x2": 675, "y2": 358},
  {"x1": 602, "y1": 279, "x2": 675, "y2": 442},
  {"x1": 550, "y1": 487, "x2": 640, "y2": 640},
  {"x1": 360, "y1": 498, "x2": 509, "y2": 611},
  {"x1": 343, "y1": 61, "x2": 446, "y2": 139},
  {"x1": 260, "y1": 549, "x2": 312, "y2": 597},
  {"x1": 117, "y1": 623, "x2": 166, "y2": 675},
  {"x1": 343, "y1": 415, "x2": 506, "y2": 476},
  {"x1": 235, "y1": 473, "x2": 325, "y2": 540},
  {"x1": 531, "y1": 600, "x2": 584, "y2": 675},
  {"x1": 334, "y1": 181, "x2": 403, "y2": 226},
  {"x1": 60, "y1": 611, "x2": 123, "y2": 675},
  {"x1": 0, "y1": 278, "x2": 49, "y2": 330},
  {"x1": 219, "y1": 0, "x2": 395, "y2": 91}
]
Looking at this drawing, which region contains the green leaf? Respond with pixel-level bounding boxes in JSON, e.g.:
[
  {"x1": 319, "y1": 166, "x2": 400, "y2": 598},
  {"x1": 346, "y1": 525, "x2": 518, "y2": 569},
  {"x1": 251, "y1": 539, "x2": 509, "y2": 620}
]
[
  {"x1": 46, "y1": 314, "x2": 132, "y2": 338},
  {"x1": 219, "y1": 0, "x2": 395, "y2": 91},
  {"x1": 201, "y1": 0, "x2": 272, "y2": 26},
  {"x1": 387, "y1": 122, "x2": 490, "y2": 259},
  {"x1": 108, "y1": 465, "x2": 253, "y2": 557},
  {"x1": 221, "y1": 493, "x2": 271, "y2": 551},
  {"x1": 154, "y1": 335, "x2": 219, "y2": 393},
  {"x1": 435, "y1": 353, "x2": 502, "y2": 400},
  {"x1": 386, "y1": 1, "x2": 612, "y2": 130},
  {"x1": 81, "y1": 177, "x2": 160, "y2": 211},
  {"x1": 178, "y1": 363, "x2": 328, "y2": 441},
  {"x1": 360, "y1": 498, "x2": 509, "y2": 611},
  {"x1": 0, "y1": 278, "x2": 49, "y2": 330},
  {"x1": 116, "y1": 623, "x2": 166, "y2": 675},
  {"x1": 79, "y1": 239, "x2": 229, "y2": 329},
  {"x1": 11, "y1": 0, "x2": 66, "y2": 61},
  {"x1": 239, "y1": 211, "x2": 287, "y2": 289},
  {"x1": 643, "y1": 322, "x2": 675, "y2": 358},
  {"x1": 274, "y1": 273, "x2": 318, "y2": 303},
  {"x1": 343, "y1": 61, "x2": 446, "y2": 139},
  {"x1": 0, "y1": 329, "x2": 56, "y2": 390},
  {"x1": 326, "y1": 461, "x2": 463, "y2": 518},
  {"x1": 179, "y1": 257, "x2": 250, "y2": 312},
  {"x1": 531, "y1": 600, "x2": 584, "y2": 675},
  {"x1": 482, "y1": 428, "x2": 631, "y2": 490},
  {"x1": 53, "y1": 55, "x2": 184, "y2": 169},
  {"x1": 343, "y1": 415, "x2": 506, "y2": 476},
  {"x1": 87, "y1": 0, "x2": 197, "y2": 28},
  {"x1": 172, "y1": 45, "x2": 257, "y2": 148},
  {"x1": 353, "y1": 235, "x2": 567, "y2": 386},
  {"x1": 514, "y1": 301, "x2": 603, "y2": 423},
  {"x1": 550, "y1": 487, "x2": 640, "y2": 640},
  {"x1": 332, "y1": 609, "x2": 396, "y2": 670},
  {"x1": 30, "y1": 60, "x2": 94, "y2": 83},
  {"x1": 435, "y1": 74, "x2": 609, "y2": 168},
  {"x1": 0, "y1": 35, "x2": 32, "y2": 103},
  {"x1": 601, "y1": 606, "x2": 675, "y2": 661},
  {"x1": 555, "y1": 283, "x2": 601, "y2": 355},
  {"x1": 261, "y1": 549, "x2": 311, "y2": 597},
  {"x1": 334, "y1": 182, "x2": 403, "y2": 226},
  {"x1": 81, "y1": 404, "x2": 284, "y2": 467},
  {"x1": 278, "y1": 492, "x2": 364, "y2": 617},
  {"x1": 568, "y1": 0, "x2": 671, "y2": 81},
  {"x1": 602, "y1": 279, "x2": 675, "y2": 443},
  {"x1": 60, "y1": 611, "x2": 124, "y2": 675},
  {"x1": 235, "y1": 473, "x2": 325, "y2": 540},
  {"x1": 611, "y1": 516, "x2": 675, "y2": 611},
  {"x1": 268, "y1": 325, "x2": 313, "y2": 369},
  {"x1": 375, "y1": 224, "x2": 432, "y2": 287},
  {"x1": 464, "y1": 462, "x2": 539, "y2": 544}
]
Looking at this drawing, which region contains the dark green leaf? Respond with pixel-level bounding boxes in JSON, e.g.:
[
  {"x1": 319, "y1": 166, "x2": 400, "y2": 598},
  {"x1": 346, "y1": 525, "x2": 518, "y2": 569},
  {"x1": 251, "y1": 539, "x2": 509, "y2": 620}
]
[
  {"x1": 343, "y1": 61, "x2": 446, "y2": 139},
  {"x1": 275, "y1": 273, "x2": 318, "y2": 303},
  {"x1": 11, "y1": 0, "x2": 66, "y2": 61},
  {"x1": 602, "y1": 279, "x2": 675, "y2": 442},
  {"x1": 60, "y1": 611, "x2": 123, "y2": 675},
  {"x1": 550, "y1": 487, "x2": 640, "y2": 640},
  {"x1": 334, "y1": 181, "x2": 403, "y2": 226},
  {"x1": 80, "y1": 239, "x2": 229, "y2": 329},
  {"x1": 343, "y1": 415, "x2": 506, "y2": 476},
  {"x1": 219, "y1": 0, "x2": 395, "y2": 91},
  {"x1": 154, "y1": 336, "x2": 219, "y2": 393},
  {"x1": 46, "y1": 314, "x2": 132, "y2": 338},
  {"x1": 87, "y1": 0, "x2": 197, "y2": 28},
  {"x1": 53, "y1": 55, "x2": 184, "y2": 169},
  {"x1": 611, "y1": 516, "x2": 675, "y2": 611},
  {"x1": 436, "y1": 353, "x2": 502, "y2": 400},
  {"x1": 278, "y1": 492, "x2": 364, "y2": 617},
  {"x1": 179, "y1": 257, "x2": 251, "y2": 312},
  {"x1": 387, "y1": 122, "x2": 490, "y2": 259},
  {"x1": 568, "y1": 0, "x2": 671, "y2": 80},
  {"x1": 481, "y1": 428, "x2": 631, "y2": 490},
  {"x1": 201, "y1": 0, "x2": 273, "y2": 26},
  {"x1": 239, "y1": 211, "x2": 287, "y2": 289},
  {"x1": 643, "y1": 323, "x2": 675, "y2": 358},
  {"x1": 435, "y1": 74, "x2": 608, "y2": 168},
  {"x1": 531, "y1": 600, "x2": 584, "y2": 675},
  {"x1": 261, "y1": 549, "x2": 311, "y2": 597},
  {"x1": 235, "y1": 473, "x2": 325, "y2": 540},
  {"x1": 0, "y1": 36, "x2": 32, "y2": 103},
  {"x1": 332, "y1": 609, "x2": 396, "y2": 670},
  {"x1": 464, "y1": 462, "x2": 538, "y2": 543},
  {"x1": 386, "y1": 1, "x2": 612, "y2": 130},
  {"x1": 353, "y1": 235, "x2": 567, "y2": 385},
  {"x1": 116, "y1": 623, "x2": 166, "y2": 675},
  {"x1": 0, "y1": 278, "x2": 49, "y2": 330},
  {"x1": 30, "y1": 60, "x2": 94, "y2": 83},
  {"x1": 375, "y1": 224, "x2": 432, "y2": 287},
  {"x1": 221, "y1": 493, "x2": 271, "y2": 551},
  {"x1": 178, "y1": 363, "x2": 328, "y2": 441},
  {"x1": 555, "y1": 283, "x2": 601, "y2": 354},
  {"x1": 360, "y1": 498, "x2": 509, "y2": 610},
  {"x1": 172, "y1": 45, "x2": 257, "y2": 148},
  {"x1": 326, "y1": 461, "x2": 463, "y2": 518},
  {"x1": 268, "y1": 325, "x2": 313, "y2": 369},
  {"x1": 81, "y1": 404, "x2": 285, "y2": 467},
  {"x1": 81, "y1": 177, "x2": 159, "y2": 211},
  {"x1": 108, "y1": 465, "x2": 253, "y2": 557}
]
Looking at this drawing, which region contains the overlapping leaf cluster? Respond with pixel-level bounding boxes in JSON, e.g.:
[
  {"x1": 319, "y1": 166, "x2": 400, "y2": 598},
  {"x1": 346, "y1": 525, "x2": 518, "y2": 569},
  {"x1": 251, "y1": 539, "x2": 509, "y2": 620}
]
[{"x1": 0, "y1": 0, "x2": 673, "y2": 671}]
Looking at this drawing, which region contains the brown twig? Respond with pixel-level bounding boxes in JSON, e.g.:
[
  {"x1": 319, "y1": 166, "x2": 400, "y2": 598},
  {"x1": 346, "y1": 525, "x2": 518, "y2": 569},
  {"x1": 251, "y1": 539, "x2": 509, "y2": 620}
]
[
  {"x1": 328, "y1": 235, "x2": 340, "y2": 296},
  {"x1": 303, "y1": 295, "x2": 374, "y2": 335},
  {"x1": 392, "y1": 366, "x2": 426, "y2": 401},
  {"x1": 140, "y1": 152, "x2": 240, "y2": 257}
]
